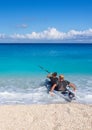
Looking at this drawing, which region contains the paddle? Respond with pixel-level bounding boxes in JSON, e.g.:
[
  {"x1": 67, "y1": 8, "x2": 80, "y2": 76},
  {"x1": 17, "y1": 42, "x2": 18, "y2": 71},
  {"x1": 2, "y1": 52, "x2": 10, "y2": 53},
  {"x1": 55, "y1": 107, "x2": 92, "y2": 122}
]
[{"x1": 38, "y1": 65, "x2": 50, "y2": 73}]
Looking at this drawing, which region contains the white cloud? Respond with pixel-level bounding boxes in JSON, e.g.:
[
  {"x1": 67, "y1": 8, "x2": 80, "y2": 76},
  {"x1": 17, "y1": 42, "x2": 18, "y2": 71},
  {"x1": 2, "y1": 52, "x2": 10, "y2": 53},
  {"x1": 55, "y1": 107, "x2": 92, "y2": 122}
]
[
  {"x1": 0, "y1": 28, "x2": 92, "y2": 42},
  {"x1": 10, "y1": 34, "x2": 26, "y2": 39},
  {"x1": 0, "y1": 34, "x2": 6, "y2": 39},
  {"x1": 16, "y1": 24, "x2": 28, "y2": 28}
]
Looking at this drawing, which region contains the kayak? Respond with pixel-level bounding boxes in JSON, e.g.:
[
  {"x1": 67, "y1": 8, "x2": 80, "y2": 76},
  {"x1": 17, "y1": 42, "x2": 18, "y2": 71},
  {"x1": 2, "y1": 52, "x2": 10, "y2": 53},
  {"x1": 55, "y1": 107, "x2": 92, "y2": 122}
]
[{"x1": 45, "y1": 79, "x2": 76, "y2": 102}]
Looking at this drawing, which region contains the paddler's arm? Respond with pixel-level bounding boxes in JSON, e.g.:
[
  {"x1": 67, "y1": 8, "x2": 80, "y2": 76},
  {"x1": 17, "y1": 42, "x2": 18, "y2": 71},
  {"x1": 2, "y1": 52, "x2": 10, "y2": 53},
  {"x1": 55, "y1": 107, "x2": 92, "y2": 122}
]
[
  {"x1": 49, "y1": 84, "x2": 57, "y2": 96},
  {"x1": 69, "y1": 83, "x2": 76, "y2": 91}
]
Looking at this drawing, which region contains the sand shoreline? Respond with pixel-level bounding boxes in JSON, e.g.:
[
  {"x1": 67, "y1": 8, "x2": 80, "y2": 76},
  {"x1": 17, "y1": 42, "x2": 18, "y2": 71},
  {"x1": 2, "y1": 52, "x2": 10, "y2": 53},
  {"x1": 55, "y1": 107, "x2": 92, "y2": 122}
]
[{"x1": 0, "y1": 103, "x2": 92, "y2": 130}]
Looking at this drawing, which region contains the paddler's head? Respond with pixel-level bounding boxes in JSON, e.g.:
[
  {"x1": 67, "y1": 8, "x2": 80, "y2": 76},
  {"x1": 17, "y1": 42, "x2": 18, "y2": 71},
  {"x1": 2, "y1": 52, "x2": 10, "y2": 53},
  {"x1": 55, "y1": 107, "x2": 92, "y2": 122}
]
[
  {"x1": 59, "y1": 75, "x2": 64, "y2": 80},
  {"x1": 52, "y1": 72, "x2": 57, "y2": 77}
]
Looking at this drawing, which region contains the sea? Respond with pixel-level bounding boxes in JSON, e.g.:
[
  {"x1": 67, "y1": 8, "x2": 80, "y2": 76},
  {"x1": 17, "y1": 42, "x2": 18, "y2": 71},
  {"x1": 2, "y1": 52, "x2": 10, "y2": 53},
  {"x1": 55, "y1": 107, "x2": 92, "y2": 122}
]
[{"x1": 0, "y1": 43, "x2": 92, "y2": 105}]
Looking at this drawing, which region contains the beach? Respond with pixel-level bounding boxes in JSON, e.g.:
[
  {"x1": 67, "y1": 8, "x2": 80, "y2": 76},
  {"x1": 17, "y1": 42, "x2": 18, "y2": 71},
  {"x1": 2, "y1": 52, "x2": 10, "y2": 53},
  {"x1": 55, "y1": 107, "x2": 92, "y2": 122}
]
[{"x1": 0, "y1": 103, "x2": 92, "y2": 130}]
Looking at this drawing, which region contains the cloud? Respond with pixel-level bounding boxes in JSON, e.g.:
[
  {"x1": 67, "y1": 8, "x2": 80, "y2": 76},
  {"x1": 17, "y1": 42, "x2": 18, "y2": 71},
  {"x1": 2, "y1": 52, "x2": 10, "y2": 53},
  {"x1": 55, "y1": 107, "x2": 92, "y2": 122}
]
[
  {"x1": 0, "y1": 28, "x2": 92, "y2": 42},
  {"x1": 0, "y1": 34, "x2": 6, "y2": 39},
  {"x1": 16, "y1": 24, "x2": 28, "y2": 28}
]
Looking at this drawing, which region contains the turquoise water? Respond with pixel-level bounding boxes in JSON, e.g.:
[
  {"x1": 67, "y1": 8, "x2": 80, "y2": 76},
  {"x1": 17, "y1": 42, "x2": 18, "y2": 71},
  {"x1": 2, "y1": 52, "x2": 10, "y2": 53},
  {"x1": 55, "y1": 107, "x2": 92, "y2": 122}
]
[
  {"x1": 0, "y1": 43, "x2": 92, "y2": 104},
  {"x1": 0, "y1": 43, "x2": 92, "y2": 76}
]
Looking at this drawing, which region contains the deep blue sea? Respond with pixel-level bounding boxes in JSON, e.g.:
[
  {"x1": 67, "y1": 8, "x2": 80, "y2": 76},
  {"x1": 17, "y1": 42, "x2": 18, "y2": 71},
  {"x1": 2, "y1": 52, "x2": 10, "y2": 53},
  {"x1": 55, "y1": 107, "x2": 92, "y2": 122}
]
[{"x1": 0, "y1": 43, "x2": 92, "y2": 104}]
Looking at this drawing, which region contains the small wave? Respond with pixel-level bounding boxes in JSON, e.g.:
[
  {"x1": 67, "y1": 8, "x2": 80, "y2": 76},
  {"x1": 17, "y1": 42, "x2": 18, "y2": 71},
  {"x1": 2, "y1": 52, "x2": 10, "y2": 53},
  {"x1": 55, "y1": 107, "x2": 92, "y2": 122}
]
[{"x1": 0, "y1": 75, "x2": 92, "y2": 104}]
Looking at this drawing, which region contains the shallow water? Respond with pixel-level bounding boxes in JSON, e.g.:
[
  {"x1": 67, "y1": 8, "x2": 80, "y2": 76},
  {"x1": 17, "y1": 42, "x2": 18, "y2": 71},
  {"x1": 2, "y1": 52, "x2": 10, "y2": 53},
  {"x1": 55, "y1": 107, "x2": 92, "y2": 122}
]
[{"x1": 0, "y1": 75, "x2": 92, "y2": 104}]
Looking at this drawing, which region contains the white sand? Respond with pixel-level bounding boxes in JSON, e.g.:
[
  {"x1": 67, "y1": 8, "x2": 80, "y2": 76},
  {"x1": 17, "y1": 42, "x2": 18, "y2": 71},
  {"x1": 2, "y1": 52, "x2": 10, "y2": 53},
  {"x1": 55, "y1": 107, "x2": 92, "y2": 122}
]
[{"x1": 0, "y1": 103, "x2": 92, "y2": 130}]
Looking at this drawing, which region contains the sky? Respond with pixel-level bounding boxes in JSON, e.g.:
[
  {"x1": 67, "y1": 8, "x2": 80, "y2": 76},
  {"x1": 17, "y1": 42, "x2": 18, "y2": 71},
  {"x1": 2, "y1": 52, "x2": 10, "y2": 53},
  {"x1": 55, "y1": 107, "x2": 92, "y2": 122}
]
[{"x1": 0, "y1": 0, "x2": 92, "y2": 43}]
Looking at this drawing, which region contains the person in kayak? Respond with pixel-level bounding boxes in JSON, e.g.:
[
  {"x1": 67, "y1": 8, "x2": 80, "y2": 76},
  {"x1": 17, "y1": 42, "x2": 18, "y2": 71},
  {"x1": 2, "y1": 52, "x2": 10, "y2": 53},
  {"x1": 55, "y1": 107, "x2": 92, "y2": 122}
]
[
  {"x1": 49, "y1": 74, "x2": 76, "y2": 99},
  {"x1": 47, "y1": 72, "x2": 58, "y2": 88}
]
